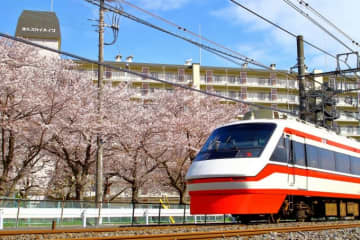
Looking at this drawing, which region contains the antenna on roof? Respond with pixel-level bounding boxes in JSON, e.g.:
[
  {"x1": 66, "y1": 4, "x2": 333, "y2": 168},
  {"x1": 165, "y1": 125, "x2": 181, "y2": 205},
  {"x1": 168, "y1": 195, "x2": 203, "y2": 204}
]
[{"x1": 51, "y1": 0, "x2": 54, "y2": 11}]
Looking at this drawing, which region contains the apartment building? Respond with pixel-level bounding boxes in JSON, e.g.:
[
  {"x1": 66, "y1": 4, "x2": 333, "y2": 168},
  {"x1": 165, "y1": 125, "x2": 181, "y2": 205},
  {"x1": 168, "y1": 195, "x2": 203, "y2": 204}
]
[
  {"x1": 78, "y1": 58, "x2": 360, "y2": 141},
  {"x1": 15, "y1": 9, "x2": 360, "y2": 140}
]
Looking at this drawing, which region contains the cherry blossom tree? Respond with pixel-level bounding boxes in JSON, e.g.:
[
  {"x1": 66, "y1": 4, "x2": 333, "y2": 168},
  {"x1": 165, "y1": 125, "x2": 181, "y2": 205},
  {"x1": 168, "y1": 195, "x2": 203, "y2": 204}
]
[
  {"x1": 149, "y1": 89, "x2": 248, "y2": 203},
  {"x1": 43, "y1": 73, "x2": 131, "y2": 200},
  {"x1": 0, "y1": 38, "x2": 93, "y2": 197},
  {"x1": 103, "y1": 98, "x2": 166, "y2": 203}
]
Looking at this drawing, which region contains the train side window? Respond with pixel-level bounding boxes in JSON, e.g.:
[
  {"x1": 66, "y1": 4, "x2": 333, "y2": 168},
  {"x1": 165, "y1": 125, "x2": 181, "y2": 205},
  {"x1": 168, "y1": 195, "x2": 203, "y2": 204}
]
[
  {"x1": 335, "y1": 152, "x2": 350, "y2": 173},
  {"x1": 306, "y1": 145, "x2": 318, "y2": 168},
  {"x1": 318, "y1": 148, "x2": 335, "y2": 171},
  {"x1": 350, "y1": 156, "x2": 360, "y2": 175},
  {"x1": 293, "y1": 141, "x2": 305, "y2": 166},
  {"x1": 270, "y1": 137, "x2": 288, "y2": 163}
]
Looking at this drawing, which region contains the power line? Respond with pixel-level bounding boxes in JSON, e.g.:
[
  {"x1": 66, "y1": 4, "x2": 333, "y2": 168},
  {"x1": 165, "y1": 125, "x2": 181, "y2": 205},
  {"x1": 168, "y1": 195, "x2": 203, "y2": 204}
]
[
  {"x1": 0, "y1": 32, "x2": 297, "y2": 116},
  {"x1": 282, "y1": 0, "x2": 354, "y2": 52},
  {"x1": 86, "y1": 0, "x2": 309, "y2": 83},
  {"x1": 118, "y1": 0, "x2": 257, "y2": 68},
  {"x1": 296, "y1": 0, "x2": 360, "y2": 48},
  {"x1": 229, "y1": 0, "x2": 358, "y2": 83},
  {"x1": 229, "y1": 0, "x2": 346, "y2": 65}
]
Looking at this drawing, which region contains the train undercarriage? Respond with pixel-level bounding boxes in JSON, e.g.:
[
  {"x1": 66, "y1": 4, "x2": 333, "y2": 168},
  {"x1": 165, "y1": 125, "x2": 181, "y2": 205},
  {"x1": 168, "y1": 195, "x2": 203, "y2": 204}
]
[{"x1": 232, "y1": 195, "x2": 360, "y2": 224}]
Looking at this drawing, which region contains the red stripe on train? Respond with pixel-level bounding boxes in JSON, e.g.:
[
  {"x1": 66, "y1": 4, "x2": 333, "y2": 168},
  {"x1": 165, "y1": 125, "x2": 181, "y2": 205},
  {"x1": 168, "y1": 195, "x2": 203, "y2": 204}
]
[
  {"x1": 189, "y1": 188, "x2": 360, "y2": 200},
  {"x1": 188, "y1": 164, "x2": 360, "y2": 184},
  {"x1": 188, "y1": 188, "x2": 360, "y2": 214},
  {"x1": 284, "y1": 127, "x2": 360, "y2": 153}
]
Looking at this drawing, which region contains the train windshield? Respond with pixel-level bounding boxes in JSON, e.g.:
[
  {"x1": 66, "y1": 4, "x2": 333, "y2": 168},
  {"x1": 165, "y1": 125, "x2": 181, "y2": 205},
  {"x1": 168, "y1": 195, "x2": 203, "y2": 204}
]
[{"x1": 194, "y1": 123, "x2": 276, "y2": 161}]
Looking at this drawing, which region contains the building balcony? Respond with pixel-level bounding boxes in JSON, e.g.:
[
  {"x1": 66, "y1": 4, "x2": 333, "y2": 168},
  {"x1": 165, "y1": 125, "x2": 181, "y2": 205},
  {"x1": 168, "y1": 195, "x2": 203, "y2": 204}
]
[
  {"x1": 336, "y1": 112, "x2": 360, "y2": 122},
  {"x1": 83, "y1": 70, "x2": 193, "y2": 84},
  {"x1": 339, "y1": 127, "x2": 360, "y2": 137},
  {"x1": 200, "y1": 77, "x2": 298, "y2": 89},
  {"x1": 335, "y1": 97, "x2": 359, "y2": 107}
]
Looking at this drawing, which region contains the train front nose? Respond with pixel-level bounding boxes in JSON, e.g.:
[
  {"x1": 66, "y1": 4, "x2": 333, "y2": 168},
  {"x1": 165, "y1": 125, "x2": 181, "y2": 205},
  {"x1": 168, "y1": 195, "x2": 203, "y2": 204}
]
[{"x1": 185, "y1": 122, "x2": 282, "y2": 214}]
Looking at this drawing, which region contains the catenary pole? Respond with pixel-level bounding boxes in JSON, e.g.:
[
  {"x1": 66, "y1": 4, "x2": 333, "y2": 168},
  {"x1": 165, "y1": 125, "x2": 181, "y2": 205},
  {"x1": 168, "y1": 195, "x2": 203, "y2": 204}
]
[
  {"x1": 96, "y1": 0, "x2": 104, "y2": 222},
  {"x1": 297, "y1": 35, "x2": 307, "y2": 121}
]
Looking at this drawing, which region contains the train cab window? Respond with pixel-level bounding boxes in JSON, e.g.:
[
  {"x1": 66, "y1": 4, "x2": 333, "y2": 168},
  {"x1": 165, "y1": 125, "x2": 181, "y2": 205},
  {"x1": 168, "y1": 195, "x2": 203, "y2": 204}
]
[
  {"x1": 351, "y1": 156, "x2": 360, "y2": 175},
  {"x1": 270, "y1": 136, "x2": 289, "y2": 163},
  {"x1": 293, "y1": 141, "x2": 306, "y2": 166},
  {"x1": 335, "y1": 152, "x2": 350, "y2": 173},
  {"x1": 306, "y1": 145, "x2": 318, "y2": 168},
  {"x1": 194, "y1": 123, "x2": 276, "y2": 161},
  {"x1": 318, "y1": 148, "x2": 335, "y2": 171}
]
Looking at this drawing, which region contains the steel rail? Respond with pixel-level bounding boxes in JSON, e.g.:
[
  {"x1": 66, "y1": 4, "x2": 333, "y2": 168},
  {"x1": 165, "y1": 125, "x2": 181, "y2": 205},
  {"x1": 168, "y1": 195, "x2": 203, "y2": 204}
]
[
  {"x1": 3, "y1": 222, "x2": 360, "y2": 240},
  {"x1": 0, "y1": 223, "x2": 237, "y2": 236},
  {"x1": 50, "y1": 223, "x2": 360, "y2": 240}
]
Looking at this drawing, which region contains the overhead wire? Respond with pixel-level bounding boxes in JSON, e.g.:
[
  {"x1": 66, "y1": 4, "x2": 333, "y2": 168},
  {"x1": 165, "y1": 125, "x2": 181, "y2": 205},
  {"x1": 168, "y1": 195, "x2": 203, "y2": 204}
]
[
  {"x1": 117, "y1": 0, "x2": 259, "y2": 68},
  {"x1": 282, "y1": 0, "x2": 354, "y2": 52},
  {"x1": 87, "y1": 0, "x2": 331, "y2": 88},
  {"x1": 229, "y1": 0, "x2": 337, "y2": 61},
  {"x1": 229, "y1": 0, "x2": 353, "y2": 69},
  {"x1": 229, "y1": 0, "x2": 360, "y2": 124},
  {"x1": 0, "y1": 32, "x2": 297, "y2": 116},
  {"x1": 85, "y1": 1, "x2": 267, "y2": 69},
  {"x1": 229, "y1": 0, "x2": 358, "y2": 84},
  {"x1": 296, "y1": 0, "x2": 360, "y2": 48}
]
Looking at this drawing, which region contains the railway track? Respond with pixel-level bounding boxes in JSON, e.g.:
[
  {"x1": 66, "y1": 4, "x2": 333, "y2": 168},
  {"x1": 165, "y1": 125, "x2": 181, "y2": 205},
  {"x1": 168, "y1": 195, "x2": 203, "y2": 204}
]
[{"x1": 1, "y1": 222, "x2": 360, "y2": 240}]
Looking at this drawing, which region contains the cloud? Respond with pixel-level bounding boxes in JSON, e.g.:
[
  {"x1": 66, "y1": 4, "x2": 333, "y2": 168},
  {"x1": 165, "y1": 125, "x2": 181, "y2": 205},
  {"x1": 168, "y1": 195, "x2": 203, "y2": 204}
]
[
  {"x1": 133, "y1": 0, "x2": 191, "y2": 11},
  {"x1": 211, "y1": 0, "x2": 360, "y2": 71}
]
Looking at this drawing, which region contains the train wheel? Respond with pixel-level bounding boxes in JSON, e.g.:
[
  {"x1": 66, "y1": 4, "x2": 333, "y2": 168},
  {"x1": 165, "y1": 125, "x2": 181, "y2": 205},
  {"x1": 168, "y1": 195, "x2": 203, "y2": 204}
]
[
  {"x1": 233, "y1": 215, "x2": 251, "y2": 224},
  {"x1": 296, "y1": 209, "x2": 307, "y2": 222},
  {"x1": 268, "y1": 214, "x2": 280, "y2": 224}
]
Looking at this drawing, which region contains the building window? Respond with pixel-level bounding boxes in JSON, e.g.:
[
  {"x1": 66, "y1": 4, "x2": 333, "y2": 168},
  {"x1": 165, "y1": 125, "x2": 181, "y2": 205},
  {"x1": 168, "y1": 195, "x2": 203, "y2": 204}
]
[
  {"x1": 105, "y1": 71, "x2": 112, "y2": 79},
  {"x1": 141, "y1": 67, "x2": 149, "y2": 80},
  {"x1": 329, "y1": 75, "x2": 336, "y2": 89},
  {"x1": 271, "y1": 89, "x2": 277, "y2": 101},
  {"x1": 150, "y1": 72, "x2": 158, "y2": 79},
  {"x1": 206, "y1": 70, "x2": 213, "y2": 83},
  {"x1": 142, "y1": 83, "x2": 149, "y2": 95},
  {"x1": 240, "y1": 87, "x2": 247, "y2": 99},
  {"x1": 178, "y1": 69, "x2": 185, "y2": 82},
  {"x1": 229, "y1": 91, "x2": 237, "y2": 98},
  {"x1": 270, "y1": 72, "x2": 276, "y2": 85},
  {"x1": 228, "y1": 75, "x2": 236, "y2": 84},
  {"x1": 240, "y1": 72, "x2": 247, "y2": 84}
]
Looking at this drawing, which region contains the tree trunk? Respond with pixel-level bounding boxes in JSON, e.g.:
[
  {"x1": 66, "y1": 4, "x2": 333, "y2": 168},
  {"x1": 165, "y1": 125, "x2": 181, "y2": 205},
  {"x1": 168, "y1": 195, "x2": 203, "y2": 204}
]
[
  {"x1": 177, "y1": 185, "x2": 187, "y2": 204},
  {"x1": 131, "y1": 185, "x2": 139, "y2": 203},
  {"x1": 75, "y1": 183, "x2": 84, "y2": 200}
]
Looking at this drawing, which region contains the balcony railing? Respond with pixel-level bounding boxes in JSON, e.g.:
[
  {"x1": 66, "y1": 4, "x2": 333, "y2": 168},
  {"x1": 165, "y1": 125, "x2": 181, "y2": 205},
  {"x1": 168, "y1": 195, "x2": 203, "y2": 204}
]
[
  {"x1": 83, "y1": 70, "x2": 193, "y2": 83},
  {"x1": 200, "y1": 76, "x2": 298, "y2": 89},
  {"x1": 339, "y1": 127, "x2": 360, "y2": 136},
  {"x1": 336, "y1": 112, "x2": 360, "y2": 121}
]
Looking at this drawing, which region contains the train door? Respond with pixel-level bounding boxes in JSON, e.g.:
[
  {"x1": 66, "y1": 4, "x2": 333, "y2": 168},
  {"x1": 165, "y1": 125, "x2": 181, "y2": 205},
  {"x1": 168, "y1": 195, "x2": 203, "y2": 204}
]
[
  {"x1": 285, "y1": 134, "x2": 295, "y2": 186},
  {"x1": 287, "y1": 135, "x2": 308, "y2": 190}
]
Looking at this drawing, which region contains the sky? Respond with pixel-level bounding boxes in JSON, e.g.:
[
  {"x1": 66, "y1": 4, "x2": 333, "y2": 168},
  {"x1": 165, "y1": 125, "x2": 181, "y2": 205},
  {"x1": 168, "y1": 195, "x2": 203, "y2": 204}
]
[{"x1": 2, "y1": 0, "x2": 360, "y2": 72}]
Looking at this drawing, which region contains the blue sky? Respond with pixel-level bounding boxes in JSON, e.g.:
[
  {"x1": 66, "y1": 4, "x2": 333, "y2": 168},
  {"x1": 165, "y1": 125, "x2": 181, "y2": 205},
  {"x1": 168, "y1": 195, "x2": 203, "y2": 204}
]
[{"x1": 2, "y1": 0, "x2": 360, "y2": 72}]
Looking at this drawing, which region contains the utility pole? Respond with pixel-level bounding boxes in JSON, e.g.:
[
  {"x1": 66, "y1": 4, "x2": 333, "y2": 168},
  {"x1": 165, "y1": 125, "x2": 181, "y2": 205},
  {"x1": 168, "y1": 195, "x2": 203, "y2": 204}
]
[
  {"x1": 96, "y1": 0, "x2": 104, "y2": 222},
  {"x1": 297, "y1": 35, "x2": 307, "y2": 121}
]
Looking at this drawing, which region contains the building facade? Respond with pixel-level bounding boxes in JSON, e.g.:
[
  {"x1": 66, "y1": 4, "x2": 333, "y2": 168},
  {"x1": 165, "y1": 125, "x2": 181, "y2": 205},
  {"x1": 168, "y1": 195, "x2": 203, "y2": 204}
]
[{"x1": 79, "y1": 59, "x2": 360, "y2": 140}]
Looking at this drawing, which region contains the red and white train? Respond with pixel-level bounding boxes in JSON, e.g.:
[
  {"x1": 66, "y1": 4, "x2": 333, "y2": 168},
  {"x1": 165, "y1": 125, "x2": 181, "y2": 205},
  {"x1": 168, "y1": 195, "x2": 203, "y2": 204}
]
[{"x1": 186, "y1": 111, "x2": 360, "y2": 222}]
